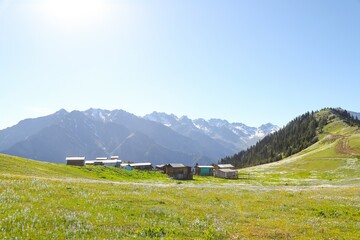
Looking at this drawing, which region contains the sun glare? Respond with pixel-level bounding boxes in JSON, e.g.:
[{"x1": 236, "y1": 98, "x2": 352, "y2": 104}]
[{"x1": 37, "y1": 0, "x2": 108, "y2": 28}]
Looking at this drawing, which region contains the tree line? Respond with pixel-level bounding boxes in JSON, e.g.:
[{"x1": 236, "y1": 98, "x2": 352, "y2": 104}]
[{"x1": 220, "y1": 108, "x2": 360, "y2": 168}]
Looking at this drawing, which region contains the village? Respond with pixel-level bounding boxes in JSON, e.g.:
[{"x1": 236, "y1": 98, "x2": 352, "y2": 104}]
[{"x1": 66, "y1": 156, "x2": 239, "y2": 180}]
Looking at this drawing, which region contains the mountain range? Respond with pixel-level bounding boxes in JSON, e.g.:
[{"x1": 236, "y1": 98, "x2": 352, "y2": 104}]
[
  {"x1": 0, "y1": 108, "x2": 279, "y2": 166},
  {"x1": 144, "y1": 111, "x2": 278, "y2": 153}
]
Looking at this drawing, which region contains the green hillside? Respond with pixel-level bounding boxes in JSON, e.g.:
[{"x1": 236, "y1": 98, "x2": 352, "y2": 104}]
[
  {"x1": 238, "y1": 108, "x2": 360, "y2": 185},
  {"x1": 222, "y1": 108, "x2": 360, "y2": 167},
  {"x1": 0, "y1": 154, "x2": 169, "y2": 182}
]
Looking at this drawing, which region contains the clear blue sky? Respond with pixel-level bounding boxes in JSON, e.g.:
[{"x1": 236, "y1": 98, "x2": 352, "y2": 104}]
[{"x1": 1, "y1": 0, "x2": 360, "y2": 130}]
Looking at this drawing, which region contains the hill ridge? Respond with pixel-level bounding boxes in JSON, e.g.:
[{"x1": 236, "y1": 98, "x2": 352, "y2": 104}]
[{"x1": 221, "y1": 108, "x2": 360, "y2": 168}]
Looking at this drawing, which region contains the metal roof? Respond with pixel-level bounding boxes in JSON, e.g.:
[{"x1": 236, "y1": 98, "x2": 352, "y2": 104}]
[
  {"x1": 66, "y1": 157, "x2": 85, "y2": 161},
  {"x1": 197, "y1": 165, "x2": 214, "y2": 168},
  {"x1": 120, "y1": 163, "x2": 131, "y2": 167},
  {"x1": 168, "y1": 163, "x2": 186, "y2": 168},
  {"x1": 130, "y1": 162, "x2": 152, "y2": 167},
  {"x1": 217, "y1": 164, "x2": 234, "y2": 169},
  {"x1": 218, "y1": 169, "x2": 238, "y2": 173},
  {"x1": 98, "y1": 160, "x2": 121, "y2": 164},
  {"x1": 86, "y1": 160, "x2": 121, "y2": 164}
]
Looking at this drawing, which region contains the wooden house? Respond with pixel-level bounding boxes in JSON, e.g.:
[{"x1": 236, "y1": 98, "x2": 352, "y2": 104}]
[
  {"x1": 155, "y1": 164, "x2": 166, "y2": 173},
  {"x1": 214, "y1": 164, "x2": 238, "y2": 179},
  {"x1": 194, "y1": 164, "x2": 214, "y2": 176},
  {"x1": 130, "y1": 162, "x2": 153, "y2": 170},
  {"x1": 101, "y1": 160, "x2": 121, "y2": 166},
  {"x1": 164, "y1": 163, "x2": 193, "y2": 180},
  {"x1": 66, "y1": 157, "x2": 85, "y2": 166},
  {"x1": 85, "y1": 157, "x2": 122, "y2": 166},
  {"x1": 214, "y1": 164, "x2": 235, "y2": 171},
  {"x1": 120, "y1": 162, "x2": 152, "y2": 170}
]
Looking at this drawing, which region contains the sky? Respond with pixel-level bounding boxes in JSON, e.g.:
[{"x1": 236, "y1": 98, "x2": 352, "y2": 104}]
[{"x1": 1, "y1": 0, "x2": 360, "y2": 130}]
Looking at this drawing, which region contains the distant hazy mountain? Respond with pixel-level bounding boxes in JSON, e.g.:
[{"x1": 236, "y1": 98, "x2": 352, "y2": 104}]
[
  {"x1": 0, "y1": 108, "x2": 278, "y2": 166},
  {"x1": 350, "y1": 111, "x2": 360, "y2": 119},
  {"x1": 144, "y1": 111, "x2": 279, "y2": 152}
]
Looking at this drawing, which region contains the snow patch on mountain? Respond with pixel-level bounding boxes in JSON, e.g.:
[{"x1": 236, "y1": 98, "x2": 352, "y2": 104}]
[
  {"x1": 144, "y1": 112, "x2": 280, "y2": 151},
  {"x1": 84, "y1": 108, "x2": 112, "y2": 122},
  {"x1": 143, "y1": 111, "x2": 179, "y2": 127}
]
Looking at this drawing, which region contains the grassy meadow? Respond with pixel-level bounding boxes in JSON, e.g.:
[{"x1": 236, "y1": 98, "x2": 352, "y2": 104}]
[
  {"x1": 238, "y1": 115, "x2": 360, "y2": 187},
  {"x1": 1, "y1": 170, "x2": 359, "y2": 239},
  {"x1": 0, "y1": 153, "x2": 359, "y2": 239},
  {"x1": 1, "y1": 114, "x2": 360, "y2": 239}
]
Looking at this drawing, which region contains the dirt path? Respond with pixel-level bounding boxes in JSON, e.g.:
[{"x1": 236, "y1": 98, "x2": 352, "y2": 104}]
[
  {"x1": 2, "y1": 173, "x2": 359, "y2": 191},
  {"x1": 336, "y1": 137, "x2": 360, "y2": 155}
]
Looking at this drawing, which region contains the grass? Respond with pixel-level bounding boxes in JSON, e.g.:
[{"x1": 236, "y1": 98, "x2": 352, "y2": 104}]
[
  {"x1": 1, "y1": 174, "x2": 359, "y2": 239},
  {"x1": 349, "y1": 133, "x2": 360, "y2": 152},
  {"x1": 0, "y1": 154, "x2": 170, "y2": 182},
  {"x1": 238, "y1": 115, "x2": 360, "y2": 187},
  {"x1": 0, "y1": 153, "x2": 359, "y2": 239}
]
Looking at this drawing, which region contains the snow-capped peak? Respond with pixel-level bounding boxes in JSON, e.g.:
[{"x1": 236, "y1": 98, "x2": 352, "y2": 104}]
[
  {"x1": 144, "y1": 112, "x2": 179, "y2": 127},
  {"x1": 83, "y1": 108, "x2": 112, "y2": 122},
  {"x1": 208, "y1": 119, "x2": 230, "y2": 128},
  {"x1": 144, "y1": 111, "x2": 280, "y2": 150}
]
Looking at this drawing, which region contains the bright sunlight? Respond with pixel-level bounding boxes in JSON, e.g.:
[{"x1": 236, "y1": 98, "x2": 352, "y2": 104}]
[{"x1": 36, "y1": 0, "x2": 108, "y2": 28}]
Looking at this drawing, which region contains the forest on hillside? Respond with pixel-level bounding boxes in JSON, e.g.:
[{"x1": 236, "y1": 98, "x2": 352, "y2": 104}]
[{"x1": 221, "y1": 108, "x2": 360, "y2": 168}]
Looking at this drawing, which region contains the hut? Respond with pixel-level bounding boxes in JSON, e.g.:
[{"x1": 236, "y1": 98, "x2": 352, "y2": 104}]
[
  {"x1": 66, "y1": 157, "x2": 85, "y2": 166},
  {"x1": 85, "y1": 160, "x2": 95, "y2": 165},
  {"x1": 214, "y1": 164, "x2": 238, "y2": 179},
  {"x1": 214, "y1": 164, "x2": 235, "y2": 171},
  {"x1": 120, "y1": 163, "x2": 133, "y2": 170},
  {"x1": 194, "y1": 164, "x2": 214, "y2": 176},
  {"x1": 85, "y1": 157, "x2": 122, "y2": 166},
  {"x1": 102, "y1": 160, "x2": 121, "y2": 167},
  {"x1": 130, "y1": 162, "x2": 153, "y2": 170},
  {"x1": 119, "y1": 162, "x2": 152, "y2": 170},
  {"x1": 155, "y1": 164, "x2": 166, "y2": 173},
  {"x1": 164, "y1": 163, "x2": 193, "y2": 180}
]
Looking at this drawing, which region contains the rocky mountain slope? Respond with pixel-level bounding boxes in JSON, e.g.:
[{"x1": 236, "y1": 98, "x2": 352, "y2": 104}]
[
  {"x1": 0, "y1": 108, "x2": 278, "y2": 165},
  {"x1": 144, "y1": 111, "x2": 279, "y2": 152}
]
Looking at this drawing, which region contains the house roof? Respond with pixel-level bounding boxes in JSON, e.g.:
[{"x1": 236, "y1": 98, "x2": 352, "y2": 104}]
[
  {"x1": 119, "y1": 162, "x2": 151, "y2": 167},
  {"x1": 218, "y1": 169, "x2": 238, "y2": 173},
  {"x1": 168, "y1": 163, "x2": 186, "y2": 168},
  {"x1": 156, "y1": 164, "x2": 166, "y2": 168},
  {"x1": 216, "y1": 164, "x2": 234, "y2": 169},
  {"x1": 66, "y1": 157, "x2": 85, "y2": 161},
  {"x1": 130, "y1": 162, "x2": 152, "y2": 167},
  {"x1": 96, "y1": 157, "x2": 108, "y2": 160},
  {"x1": 102, "y1": 160, "x2": 121, "y2": 163},
  {"x1": 120, "y1": 163, "x2": 132, "y2": 167},
  {"x1": 91, "y1": 160, "x2": 121, "y2": 164},
  {"x1": 197, "y1": 165, "x2": 214, "y2": 168}
]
